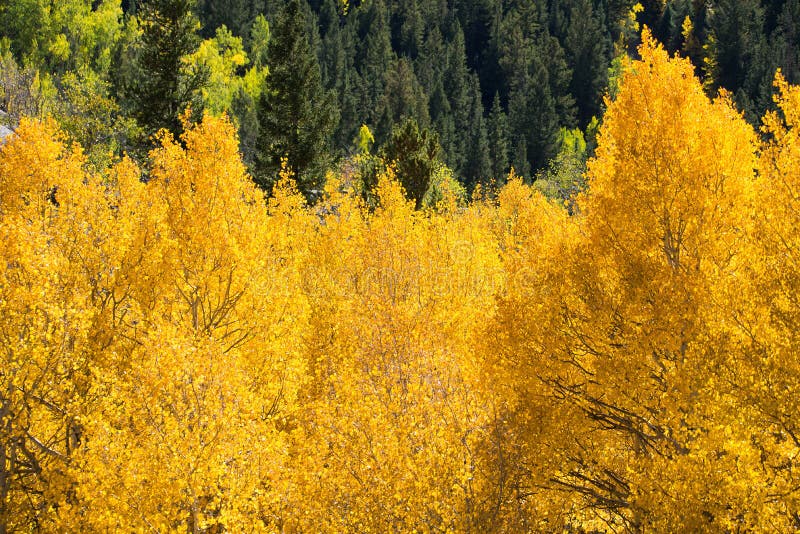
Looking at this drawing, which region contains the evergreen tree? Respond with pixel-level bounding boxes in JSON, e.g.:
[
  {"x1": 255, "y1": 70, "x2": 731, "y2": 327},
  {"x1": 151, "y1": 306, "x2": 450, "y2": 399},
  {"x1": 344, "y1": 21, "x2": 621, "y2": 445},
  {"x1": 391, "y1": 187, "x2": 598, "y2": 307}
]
[
  {"x1": 129, "y1": 0, "x2": 207, "y2": 141},
  {"x1": 487, "y1": 92, "x2": 509, "y2": 186},
  {"x1": 705, "y1": 0, "x2": 769, "y2": 119},
  {"x1": 463, "y1": 74, "x2": 490, "y2": 190},
  {"x1": 429, "y1": 77, "x2": 455, "y2": 175},
  {"x1": 398, "y1": 0, "x2": 424, "y2": 59},
  {"x1": 121, "y1": 0, "x2": 138, "y2": 14},
  {"x1": 428, "y1": 78, "x2": 451, "y2": 126},
  {"x1": 561, "y1": 0, "x2": 611, "y2": 127},
  {"x1": 318, "y1": 0, "x2": 343, "y2": 90},
  {"x1": 653, "y1": 0, "x2": 690, "y2": 53},
  {"x1": 380, "y1": 117, "x2": 441, "y2": 209},
  {"x1": 2, "y1": 0, "x2": 709, "y2": 185},
  {"x1": 331, "y1": 73, "x2": 360, "y2": 154},
  {"x1": 376, "y1": 57, "x2": 429, "y2": 143},
  {"x1": 231, "y1": 87, "x2": 259, "y2": 166},
  {"x1": 357, "y1": 0, "x2": 394, "y2": 129},
  {"x1": 479, "y1": 0, "x2": 507, "y2": 107},
  {"x1": 254, "y1": 0, "x2": 338, "y2": 199},
  {"x1": 772, "y1": 0, "x2": 800, "y2": 85},
  {"x1": 594, "y1": 0, "x2": 639, "y2": 47},
  {"x1": 637, "y1": 0, "x2": 666, "y2": 35},
  {"x1": 196, "y1": 0, "x2": 254, "y2": 38},
  {"x1": 416, "y1": 27, "x2": 446, "y2": 103},
  {"x1": 440, "y1": 23, "x2": 471, "y2": 177},
  {"x1": 501, "y1": 10, "x2": 571, "y2": 174},
  {"x1": 680, "y1": 1, "x2": 709, "y2": 74}
]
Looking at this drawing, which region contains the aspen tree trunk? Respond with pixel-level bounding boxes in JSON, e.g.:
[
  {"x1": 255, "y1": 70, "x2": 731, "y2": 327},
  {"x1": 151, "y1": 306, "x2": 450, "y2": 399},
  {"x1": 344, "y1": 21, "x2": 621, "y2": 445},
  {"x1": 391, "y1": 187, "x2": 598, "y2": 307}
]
[
  {"x1": 0, "y1": 390, "x2": 11, "y2": 534},
  {"x1": 0, "y1": 438, "x2": 8, "y2": 534}
]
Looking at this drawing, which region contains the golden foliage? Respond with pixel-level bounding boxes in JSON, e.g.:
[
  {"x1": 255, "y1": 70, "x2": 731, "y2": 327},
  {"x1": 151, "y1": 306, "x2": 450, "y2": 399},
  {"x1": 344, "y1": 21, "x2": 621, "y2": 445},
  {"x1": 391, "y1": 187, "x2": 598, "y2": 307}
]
[{"x1": 2, "y1": 34, "x2": 800, "y2": 532}]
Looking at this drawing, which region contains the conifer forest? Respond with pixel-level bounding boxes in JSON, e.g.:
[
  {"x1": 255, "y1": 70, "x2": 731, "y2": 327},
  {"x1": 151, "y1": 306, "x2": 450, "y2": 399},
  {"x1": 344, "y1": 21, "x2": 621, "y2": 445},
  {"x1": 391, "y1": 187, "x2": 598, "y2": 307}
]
[{"x1": 3, "y1": 0, "x2": 800, "y2": 531}]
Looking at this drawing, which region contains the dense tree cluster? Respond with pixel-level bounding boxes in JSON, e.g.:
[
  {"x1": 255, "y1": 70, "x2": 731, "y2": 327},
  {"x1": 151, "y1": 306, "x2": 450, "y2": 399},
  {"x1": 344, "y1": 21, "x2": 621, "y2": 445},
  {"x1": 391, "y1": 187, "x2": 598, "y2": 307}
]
[
  {"x1": 5, "y1": 1, "x2": 800, "y2": 198},
  {"x1": 649, "y1": 0, "x2": 800, "y2": 123},
  {"x1": 2, "y1": 34, "x2": 800, "y2": 531}
]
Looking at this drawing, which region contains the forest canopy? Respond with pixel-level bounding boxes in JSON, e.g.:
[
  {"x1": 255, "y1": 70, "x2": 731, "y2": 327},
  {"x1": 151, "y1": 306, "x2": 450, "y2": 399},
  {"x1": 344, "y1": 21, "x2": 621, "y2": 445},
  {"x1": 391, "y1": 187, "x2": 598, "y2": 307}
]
[
  {"x1": 3, "y1": 1, "x2": 800, "y2": 532},
  {"x1": 3, "y1": 0, "x2": 800, "y2": 200}
]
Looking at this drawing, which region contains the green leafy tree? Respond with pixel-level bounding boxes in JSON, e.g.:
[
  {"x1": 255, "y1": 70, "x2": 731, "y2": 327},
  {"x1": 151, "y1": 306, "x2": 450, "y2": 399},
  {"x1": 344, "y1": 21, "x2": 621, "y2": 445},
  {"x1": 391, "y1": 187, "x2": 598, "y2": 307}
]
[
  {"x1": 55, "y1": 68, "x2": 139, "y2": 170},
  {"x1": 232, "y1": 14, "x2": 270, "y2": 165},
  {"x1": 534, "y1": 126, "x2": 587, "y2": 212},
  {"x1": 183, "y1": 26, "x2": 249, "y2": 115},
  {"x1": 0, "y1": 0, "x2": 123, "y2": 75},
  {"x1": 0, "y1": 51, "x2": 57, "y2": 124},
  {"x1": 254, "y1": 0, "x2": 338, "y2": 199}
]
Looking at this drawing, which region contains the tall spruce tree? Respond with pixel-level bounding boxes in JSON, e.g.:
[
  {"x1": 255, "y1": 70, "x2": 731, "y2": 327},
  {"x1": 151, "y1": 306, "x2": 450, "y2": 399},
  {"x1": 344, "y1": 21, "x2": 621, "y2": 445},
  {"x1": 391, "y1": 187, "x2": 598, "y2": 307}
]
[
  {"x1": 463, "y1": 74, "x2": 490, "y2": 191},
  {"x1": 440, "y1": 23, "x2": 471, "y2": 177},
  {"x1": 705, "y1": 0, "x2": 769, "y2": 120},
  {"x1": 398, "y1": 0, "x2": 424, "y2": 58},
  {"x1": 196, "y1": 0, "x2": 254, "y2": 38},
  {"x1": 487, "y1": 92, "x2": 510, "y2": 186},
  {"x1": 376, "y1": 57, "x2": 429, "y2": 142},
  {"x1": 499, "y1": 3, "x2": 574, "y2": 175},
  {"x1": 129, "y1": 0, "x2": 206, "y2": 141},
  {"x1": 254, "y1": 0, "x2": 338, "y2": 199},
  {"x1": 358, "y1": 0, "x2": 394, "y2": 131},
  {"x1": 706, "y1": 0, "x2": 762, "y2": 89},
  {"x1": 561, "y1": 0, "x2": 611, "y2": 127},
  {"x1": 381, "y1": 117, "x2": 441, "y2": 210},
  {"x1": 773, "y1": 0, "x2": 800, "y2": 85}
]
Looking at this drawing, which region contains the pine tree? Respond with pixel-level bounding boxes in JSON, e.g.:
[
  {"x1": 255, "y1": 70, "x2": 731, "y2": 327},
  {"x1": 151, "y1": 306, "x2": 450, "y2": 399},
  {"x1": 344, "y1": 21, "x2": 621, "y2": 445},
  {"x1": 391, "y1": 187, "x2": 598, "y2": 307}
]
[
  {"x1": 380, "y1": 117, "x2": 441, "y2": 209},
  {"x1": 358, "y1": 0, "x2": 394, "y2": 129},
  {"x1": 463, "y1": 74, "x2": 490, "y2": 190},
  {"x1": 499, "y1": 5, "x2": 573, "y2": 174},
  {"x1": 440, "y1": 23, "x2": 471, "y2": 177},
  {"x1": 416, "y1": 27, "x2": 446, "y2": 95},
  {"x1": 772, "y1": 0, "x2": 800, "y2": 85},
  {"x1": 129, "y1": 0, "x2": 206, "y2": 141},
  {"x1": 319, "y1": 0, "x2": 359, "y2": 152},
  {"x1": 376, "y1": 57, "x2": 429, "y2": 143},
  {"x1": 319, "y1": 0, "x2": 343, "y2": 90},
  {"x1": 254, "y1": 0, "x2": 338, "y2": 199},
  {"x1": 705, "y1": 0, "x2": 769, "y2": 119},
  {"x1": 196, "y1": 0, "x2": 254, "y2": 39},
  {"x1": 561, "y1": 0, "x2": 611, "y2": 127},
  {"x1": 487, "y1": 92, "x2": 509, "y2": 186},
  {"x1": 399, "y1": 0, "x2": 424, "y2": 58}
]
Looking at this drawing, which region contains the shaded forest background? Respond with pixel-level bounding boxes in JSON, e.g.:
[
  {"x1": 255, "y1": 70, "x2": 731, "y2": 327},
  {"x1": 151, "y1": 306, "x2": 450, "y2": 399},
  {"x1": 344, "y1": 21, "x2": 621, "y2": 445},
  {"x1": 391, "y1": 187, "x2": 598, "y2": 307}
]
[{"x1": 1, "y1": 0, "x2": 799, "y2": 199}]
